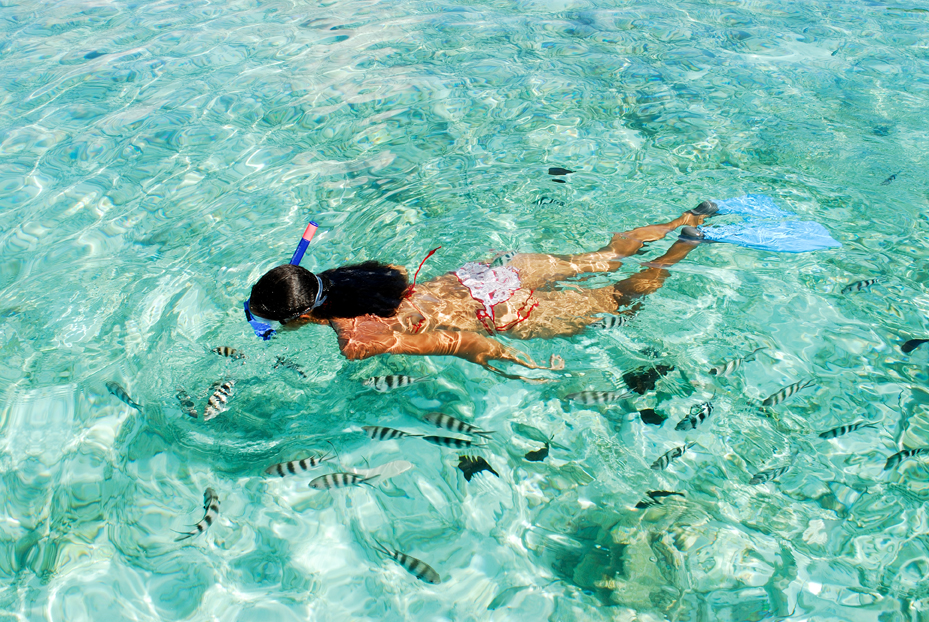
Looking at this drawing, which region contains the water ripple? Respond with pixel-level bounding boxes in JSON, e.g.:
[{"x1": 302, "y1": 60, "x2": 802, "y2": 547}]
[{"x1": 2, "y1": 0, "x2": 929, "y2": 618}]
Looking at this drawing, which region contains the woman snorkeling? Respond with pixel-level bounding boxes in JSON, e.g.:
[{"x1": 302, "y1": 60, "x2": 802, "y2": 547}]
[{"x1": 245, "y1": 202, "x2": 720, "y2": 378}]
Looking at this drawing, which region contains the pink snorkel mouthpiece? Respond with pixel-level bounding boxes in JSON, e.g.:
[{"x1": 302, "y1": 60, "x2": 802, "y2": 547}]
[{"x1": 290, "y1": 221, "x2": 318, "y2": 266}]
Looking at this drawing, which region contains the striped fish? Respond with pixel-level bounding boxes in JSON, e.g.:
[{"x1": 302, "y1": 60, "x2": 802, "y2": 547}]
[
  {"x1": 175, "y1": 388, "x2": 198, "y2": 419},
  {"x1": 589, "y1": 315, "x2": 628, "y2": 330},
  {"x1": 362, "y1": 426, "x2": 421, "y2": 441},
  {"x1": 175, "y1": 487, "x2": 220, "y2": 541},
  {"x1": 422, "y1": 412, "x2": 493, "y2": 438},
  {"x1": 762, "y1": 379, "x2": 816, "y2": 407},
  {"x1": 749, "y1": 465, "x2": 790, "y2": 485},
  {"x1": 818, "y1": 421, "x2": 879, "y2": 439},
  {"x1": 635, "y1": 490, "x2": 685, "y2": 509},
  {"x1": 273, "y1": 355, "x2": 307, "y2": 379},
  {"x1": 650, "y1": 443, "x2": 695, "y2": 471},
  {"x1": 489, "y1": 251, "x2": 518, "y2": 268},
  {"x1": 565, "y1": 390, "x2": 635, "y2": 405},
  {"x1": 264, "y1": 453, "x2": 331, "y2": 477},
  {"x1": 372, "y1": 539, "x2": 441, "y2": 584},
  {"x1": 362, "y1": 375, "x2": 429, "y2": 392},
  {"x1": 422, "y1": 435, "x2": 482, "y2": 449},
  {"x1": 708, "y1": 347, "x2": 765, "y2": 377},
  {"x1": 841, "y1": 279, "x2": 878, "y2": 295},
  {"x1": 308, "y1": 472, "x2": 376, "y2": 490},
  {"x1": 212, "y1": 346, "x2": 245, "y2": 360},
  {"x1": 105, "y1": 381, "x2": 142, "y2": 412},
  {"x1": 675, "y1": 402, "x2": 713, "y2": 432},
  {"x1": 884, "y1": 447, "x2": 929, "y2": 471},
  {"x1": 203, "y1": 380, "x2": 235, "y2": 421}
]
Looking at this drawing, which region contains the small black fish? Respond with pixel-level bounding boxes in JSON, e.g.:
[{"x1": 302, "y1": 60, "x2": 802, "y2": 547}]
[
  {"x1": 175, "y1": 388, "x2": 197, "y2": 418},
  {"x1": 818, "y1": 421, "x2": 879, "y2": 439},
  {"x1": 457, "y1": 455, "x2": 499, "y2": 481},
  {"x1": 175, "y1": 487, "x2": 220, "y2": 541},
  {"x1": 524, "y1": 440, "x2": 550, "y2": 462},
  {"x1": 635, "y1": 490, "x2": 685, "y2": 509},
  {"x1": 623, "y1": 365, "x2": 675, "y2": 395},
  {"x1": 675, "y1": 402, "x2": 713, "y2": 432},
  {"x1": 422, "y1": 435, "x2": 481, "y2": 449},
  {"x1": 273, "y1": 355, "x2": 306, "y2": 378},
  {"x1": 880, "y1": 173, "x2": 898, "y2": 185},
  {"x1": 551, "y1": 179, "x2": 566, "y2": 184},
  {"x1": 639, "y1": 409, "x2": 666, "y2": 426},
  {"x1": 106, "y1": 381, "x2": 142, "y2": 412},
  {"x1": 212, "y1": 346, "x2": 245, "y2": 360},
  {"x1": 841, "y1": 278, "x2": 878, "y2": 294},
  {"x1": 902, "y1": 339, "x2": 929, "y2": 354},
  {"x1": 84, "y1": 50, "x2": 107, "y2": 60},
  {"x1": 548, "y1": 167, "x2": 574, "y2": 176},
  {"x1": 884, "y1": 447, "x2": 929, "y2": 471}
]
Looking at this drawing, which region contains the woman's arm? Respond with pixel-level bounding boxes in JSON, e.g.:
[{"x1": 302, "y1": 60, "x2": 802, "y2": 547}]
[{"x1": 334, "y1": 318, "x2": 563, "y2": 374}]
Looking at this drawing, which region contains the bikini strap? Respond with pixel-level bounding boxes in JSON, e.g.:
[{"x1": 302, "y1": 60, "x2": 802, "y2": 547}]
[{"x1": 405, "y1": 246, "x2": 441, "y2": 298}]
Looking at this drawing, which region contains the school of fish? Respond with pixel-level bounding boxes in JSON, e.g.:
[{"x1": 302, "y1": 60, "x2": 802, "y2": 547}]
[{"x1": 114, "y1": 294, "x2": 924, "y2": 598}]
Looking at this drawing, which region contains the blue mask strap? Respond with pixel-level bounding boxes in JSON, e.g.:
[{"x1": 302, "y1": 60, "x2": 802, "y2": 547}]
[{"x1": 244, "y1": 299, "x2": 275, "y2": 340}]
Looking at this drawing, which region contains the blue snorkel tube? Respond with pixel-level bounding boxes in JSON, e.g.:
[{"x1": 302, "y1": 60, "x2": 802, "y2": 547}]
[{"x1": 244, "y1": 221, "x2": 319, "y2": 340}]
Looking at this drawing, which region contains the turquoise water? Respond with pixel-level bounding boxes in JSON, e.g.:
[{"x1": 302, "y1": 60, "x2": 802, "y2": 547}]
[{"x1": 2, "y1": 0, "x2": 929, "y2": 618}]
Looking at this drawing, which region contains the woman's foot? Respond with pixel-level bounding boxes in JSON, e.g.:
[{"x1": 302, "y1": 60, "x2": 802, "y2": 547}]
[
  {"x1": 679, "y1": 226, "x2": 705, "y2": 243},
  {"x1": 688, "y1": 201, "x2": 718, "y2": 217}
]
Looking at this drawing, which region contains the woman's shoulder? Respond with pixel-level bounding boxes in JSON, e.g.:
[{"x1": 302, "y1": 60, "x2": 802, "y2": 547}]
[{"x1": 330, "y1": 315, "x2": 400, "y2": 360}]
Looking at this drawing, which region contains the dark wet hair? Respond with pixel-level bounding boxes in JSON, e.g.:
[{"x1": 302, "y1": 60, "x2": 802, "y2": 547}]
[{"x1": 248, "y1": 261, "x2": 409, "y2": 321}]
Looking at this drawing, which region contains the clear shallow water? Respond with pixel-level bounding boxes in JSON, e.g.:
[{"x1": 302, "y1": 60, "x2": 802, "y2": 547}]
[{"x1": 1, "y1": 0, "x2": 929, "y2": 619}]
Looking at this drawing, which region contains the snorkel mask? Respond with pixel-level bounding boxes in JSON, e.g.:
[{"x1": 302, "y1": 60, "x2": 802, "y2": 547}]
[{"x1": 244, "y1": 220, "x2": 321, "y2": 340}]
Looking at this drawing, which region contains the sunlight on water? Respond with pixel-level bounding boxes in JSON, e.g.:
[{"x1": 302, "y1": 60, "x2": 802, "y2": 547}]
[{"x1": 1, "y1": 0, "x2": 928, "y2": 619}]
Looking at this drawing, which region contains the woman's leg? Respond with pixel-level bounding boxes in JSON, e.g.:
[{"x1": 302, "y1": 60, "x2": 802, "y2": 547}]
[
  {"x1": 510, "y1": 202, "x2": 716, "y2": 290},
  {"x1": 611, "y1": 238, "x2": 700, "y2": 303},
  {"x1": 505, "y1": 235, "x2": 703, "y2": 340}
]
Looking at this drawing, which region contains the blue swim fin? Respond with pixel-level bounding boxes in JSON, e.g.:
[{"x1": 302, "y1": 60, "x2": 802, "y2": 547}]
[
  {"x1": 696, "y1": 194, "x2": 841, "y2": 253},
  {"x1": 713, "y1": 194, "x2": 793, "y2": 219}
]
